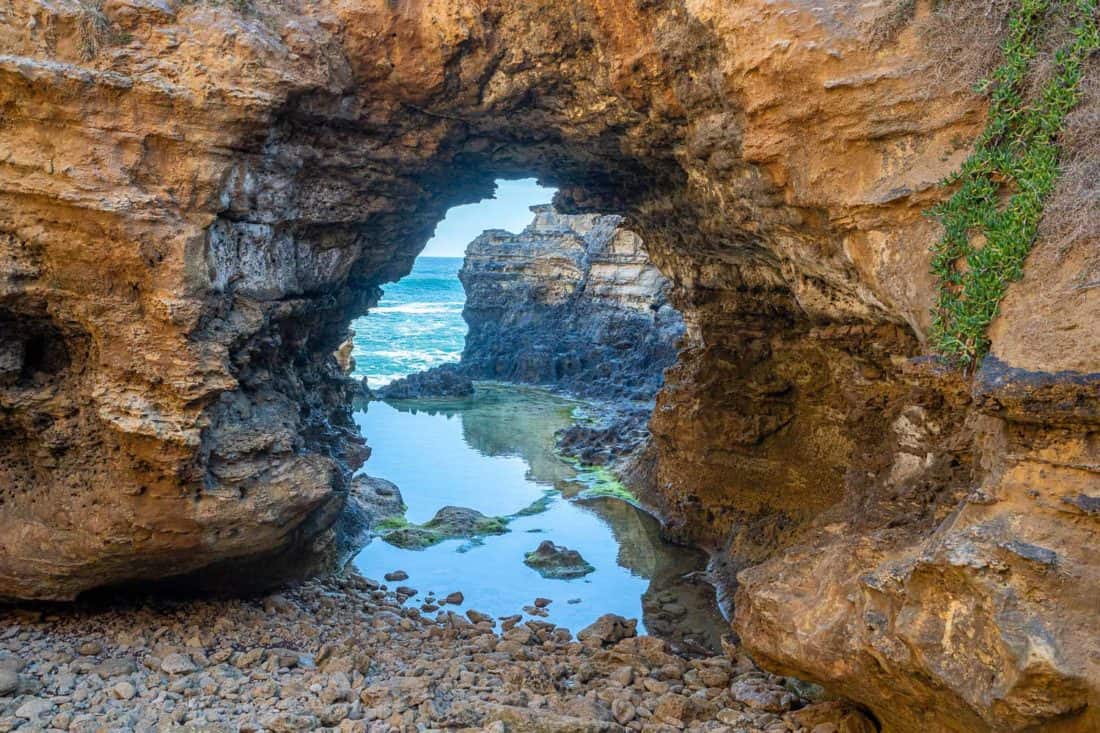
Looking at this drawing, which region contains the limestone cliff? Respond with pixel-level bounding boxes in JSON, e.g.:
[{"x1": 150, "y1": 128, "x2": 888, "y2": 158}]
[
  {"x1": 458, "y1": 204, "x2": 683, "y2": 401},
  {"x1": 0, "y1": 0, "x2": 1096, "y2": 730}
]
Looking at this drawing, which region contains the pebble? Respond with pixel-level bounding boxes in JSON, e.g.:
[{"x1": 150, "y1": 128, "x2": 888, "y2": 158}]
[
  {"x1": 533, "y1": 597, "x2": 551, "y2": 608},
  {"x1": 14, "y1": 698, "x2": 52, "y2": 720},
  {"x1": 0, "y1": 669, "x2": 17, "y2": 697},
  {"x1": 0, "y1": 572, "x2": 857, "y2": 732},
  {"x1": 111, "y1": 681, "x2": 136, "y2": 700},
  {"x1": 612, "y1": 697, "x2": 636, "y2": 724},
  {"x1": 383, "y1": 570, "x2": 408, "y2": 582},
  {"x1": 77, "y1": 640, "x2": 103, "y2": 656},
  {"x1": 160, "y1": 653, "x2": 198, "y2": 675},
  {"x1": 443, "y1": 592, "x2": 464, "y2": 605}
]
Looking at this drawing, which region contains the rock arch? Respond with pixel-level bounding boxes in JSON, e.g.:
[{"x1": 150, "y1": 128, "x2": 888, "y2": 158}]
[{"x1": 0, "y1": 0, "x2": 1096, "y2": 730}]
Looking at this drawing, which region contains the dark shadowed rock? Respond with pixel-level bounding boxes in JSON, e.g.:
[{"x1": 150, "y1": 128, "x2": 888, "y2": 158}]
[
  {"x1": 458, "y1": 206, "x2": 683, "y2": 403},
  {"x1": 375, "y1": 364, "x2": 474, "y2": 400}
]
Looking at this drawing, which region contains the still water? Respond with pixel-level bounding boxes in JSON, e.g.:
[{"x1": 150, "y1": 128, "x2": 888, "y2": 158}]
[{"x1": 352, "y1": 384, "x2": 726, "y2": 651}]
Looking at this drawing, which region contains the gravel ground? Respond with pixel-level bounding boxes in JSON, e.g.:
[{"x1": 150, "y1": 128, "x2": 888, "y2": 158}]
[{"x1": 0, "y1": 570, "x2": 875, "y2": 732}]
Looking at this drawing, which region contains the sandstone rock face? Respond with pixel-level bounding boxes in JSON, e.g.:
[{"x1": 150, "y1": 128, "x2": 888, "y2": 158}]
[
  {"x1": 459, "y1": 205, "x2": 683, "y2": 401},
  {"x1": 0, "y1": 0, "x2": 1096, "y2": 730}
]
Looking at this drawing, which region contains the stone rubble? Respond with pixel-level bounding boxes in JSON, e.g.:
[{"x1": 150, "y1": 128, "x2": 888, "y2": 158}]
[{"x1": 0, "y1": 572, "x2": 873, "y2": 732}]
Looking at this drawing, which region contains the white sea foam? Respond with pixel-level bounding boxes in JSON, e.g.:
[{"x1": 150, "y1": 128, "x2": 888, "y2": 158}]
[{"x1": 371, "y1": 302, "x2": 464, "y2": 315}]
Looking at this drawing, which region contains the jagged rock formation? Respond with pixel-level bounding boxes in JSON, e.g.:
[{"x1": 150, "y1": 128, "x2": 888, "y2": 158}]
[
  {"x1": 458, "y1": 205, "x2": 683, "y2": 401},
  {"x1": 0, "y1": 0, "x2": 1096, "y2": 730}
]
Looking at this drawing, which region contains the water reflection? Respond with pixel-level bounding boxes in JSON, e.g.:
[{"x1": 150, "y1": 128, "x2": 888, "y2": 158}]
[{"x1": 352, "y1": 384, "x2": 726, "y2": 651}]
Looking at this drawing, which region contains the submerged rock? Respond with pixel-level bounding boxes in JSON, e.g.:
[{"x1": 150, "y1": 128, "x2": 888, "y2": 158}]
[
  {"x1": 523, "y1": 540, "x2": 595, "y2": 579},
  {"x1": 382, "y1": 506, "x2": 508, "y2": 550}
]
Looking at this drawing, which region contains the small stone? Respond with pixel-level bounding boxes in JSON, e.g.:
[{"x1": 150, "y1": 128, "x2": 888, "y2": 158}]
[
  {"x1": 533, "y1": 597, "x2": 551, "y2": 608},
  {"x1": 160, "y1": 652, "x2": 198, "y2": 675},
  {"x1": 235, "y1": 648, "x2": 264, "y2": 669},
  {"x1": 266, "y1": 648, "x2": 302, "y2": 669},
  {"x1": 384, "y1": 570, "x2": 408, "y2": 581},
  {"x1": 395, "y1": 586, "x2": 417, "y2": 597},
  {"x1": 612, "y1": 698, "x2": 636, "y2": 724},
  {"x1": 111, "y1": 681, "x2": 137, "y2": 700},
  {"x1": 444, "y1": 592, "x2": 464, "y2": 605},
  {"x1": 609, "y1": 665, "x2": 634, "y2": 686},
  {"x1": 466, "y1": 609, "x2": 493, "y2": 625},
  {"x1": 577, "y1": 614, "x2": 637, "y2": 647},
  {"x1": 15, "y1": 698, "x2": 53, "y2": 720},
  {"x1": 0, "y1": 669, "x2": 18, "y2": 696},
  {"x1": 93, "y1": 657, "x2": 137, "y2": 678},
  {"x1": 730, "y1": 676, "x2": 798, "y2": 712},
  {"x1": 699, "y1": 666, "x2": 730, "y2": 688},
  {"x1": 78, "y1": 640, "x2": 103, "y2": 656}
]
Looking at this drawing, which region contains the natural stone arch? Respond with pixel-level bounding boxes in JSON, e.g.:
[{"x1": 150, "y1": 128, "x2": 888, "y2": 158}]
[{"x1": 1, "y1": 1, "x2": 1097, "y2": 731}]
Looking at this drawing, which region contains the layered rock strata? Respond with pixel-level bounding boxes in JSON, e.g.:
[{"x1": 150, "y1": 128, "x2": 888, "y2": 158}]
[
  {"x1": 0, "y1": 0, "x2": 1096, "y2": 730},
  {"x1": 458, "y1": 204, "x2": 684, "y2": 402}
]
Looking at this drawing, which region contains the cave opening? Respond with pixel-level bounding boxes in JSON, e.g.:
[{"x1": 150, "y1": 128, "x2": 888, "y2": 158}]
[{"x1": 335, "y1": 175, "x2": 721, "y2": 649}]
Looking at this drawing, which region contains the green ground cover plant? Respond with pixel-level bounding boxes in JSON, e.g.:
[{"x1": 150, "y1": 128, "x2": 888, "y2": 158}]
[{"x1": 928, "y1": 0, "x2": 1099, "y2": 367}]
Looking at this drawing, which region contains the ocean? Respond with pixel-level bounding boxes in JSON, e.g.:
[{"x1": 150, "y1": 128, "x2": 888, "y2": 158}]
[{"x1": 350, "y1": 257, "x2": 467, "y2": 388}]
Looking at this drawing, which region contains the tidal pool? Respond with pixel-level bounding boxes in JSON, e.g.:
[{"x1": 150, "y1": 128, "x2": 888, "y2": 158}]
[{"x1": 352, "y1": 383, "x2": 727, "y2": 652}]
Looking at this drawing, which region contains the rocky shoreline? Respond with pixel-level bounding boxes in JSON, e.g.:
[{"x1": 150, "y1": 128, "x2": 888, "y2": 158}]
[{"x1": 0, "y1": 570, "x2": 875, "y2": 732}]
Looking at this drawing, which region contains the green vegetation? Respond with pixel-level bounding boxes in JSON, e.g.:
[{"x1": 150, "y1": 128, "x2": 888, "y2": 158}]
[
  {"x1": 374, "y1": 516, "x2": 410, "y2": 531},
  {"x1": 572, "y1": 464, "x2": 638, "y2": 505},
  {"x1": 379, "y1": 507, "x2": 509, "y2": 550},
  {"x1": 511, "y1": 492, "x2": 556, "y2": 518},
  {"x1": 928, "y1": 0, "x2": 1099, "y2": 367}
]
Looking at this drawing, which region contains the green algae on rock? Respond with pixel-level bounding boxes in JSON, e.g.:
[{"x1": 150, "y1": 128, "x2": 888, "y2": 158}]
[{"x1": 381, "y1": 506, "x2": 509, "y2": 550}]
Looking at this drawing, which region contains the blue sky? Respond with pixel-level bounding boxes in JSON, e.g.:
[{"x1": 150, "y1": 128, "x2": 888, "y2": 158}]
[{"x1": 420, "y1": 178, "x2": 557, "y2": 257}]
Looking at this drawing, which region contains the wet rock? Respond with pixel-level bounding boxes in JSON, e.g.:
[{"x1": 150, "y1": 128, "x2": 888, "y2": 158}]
[
  {"x1": 466, "y1": 609, "x2": 493, "y2": 625},
  {"x1": 374, "y1": 364, "x2": 474, "y2": 400},
  {"x1": 384, "y1": 570, "x2": 408, "y2": 582},
  {"x1": 444, "y1": 592, "x2": 464, "y2": 605},
  {"x1": 523, "y1": 540, "x2": 595, "y2": 579},
  {"x1": 382, "y1": 506, "x2": 508, "y2": 550}
]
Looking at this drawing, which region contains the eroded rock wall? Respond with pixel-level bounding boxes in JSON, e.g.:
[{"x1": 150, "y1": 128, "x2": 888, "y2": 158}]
[
  {"x1": 459, "y1": 204, "x2": 683, "y2": 401},
  {"x1": 0, "y1": 0, "x2": 1096, "y2": 729}
]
